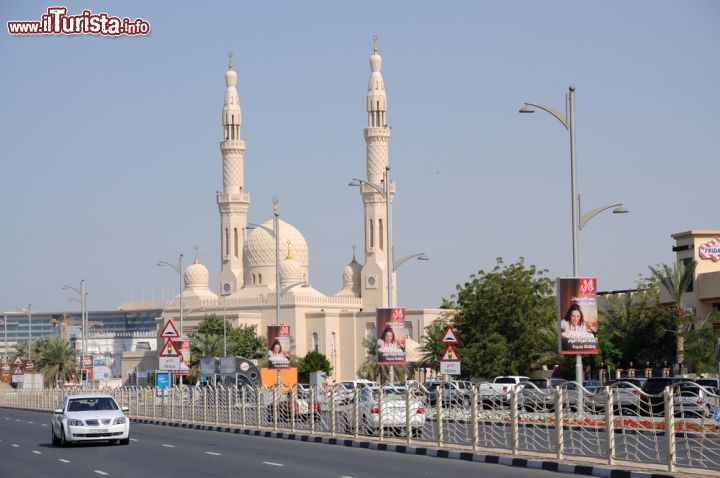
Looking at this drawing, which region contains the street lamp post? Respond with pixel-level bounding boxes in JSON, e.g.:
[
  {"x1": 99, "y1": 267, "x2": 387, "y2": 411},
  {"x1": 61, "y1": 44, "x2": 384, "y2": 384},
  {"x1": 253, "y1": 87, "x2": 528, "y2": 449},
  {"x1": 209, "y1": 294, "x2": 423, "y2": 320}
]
[
  {"x1": 63, "y1": 280, "x2": 87, "y2": 362},
  {"x1": 350, "y1": 169, "x2": 429, "y2": 385},
  {"x1": 247, "y1": 197, "x2": 281, "y2": 386},
  {"x1": 158, "y1": 254, "x2": 184, "y2": 385},
  {"x1": 520, "y1": 86, "x2": 629, "y2": 386},
  {"x1": 14, "y1": 305, "x2": 33, "y2": 360}
]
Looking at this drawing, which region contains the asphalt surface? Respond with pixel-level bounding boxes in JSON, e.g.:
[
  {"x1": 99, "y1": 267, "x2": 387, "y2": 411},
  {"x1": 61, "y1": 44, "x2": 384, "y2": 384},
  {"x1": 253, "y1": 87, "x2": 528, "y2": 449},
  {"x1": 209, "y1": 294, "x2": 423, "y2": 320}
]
[{"x1": 0, "y1": 408, "x2": 564, "y2": 478}]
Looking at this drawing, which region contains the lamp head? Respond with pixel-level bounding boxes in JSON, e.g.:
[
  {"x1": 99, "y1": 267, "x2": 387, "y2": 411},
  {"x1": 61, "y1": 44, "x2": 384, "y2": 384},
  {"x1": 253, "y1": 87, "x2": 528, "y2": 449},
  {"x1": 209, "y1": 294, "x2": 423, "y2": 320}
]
[
  {"x1": 518, "y1": 104, "x2": 535, "y2": 114},
  {"x1": 417, "y1": 254, "x2": 430, "y2": 261},
  {"x1": 612, "y1": 205, "x2": 629, "y2": 214},
  {"x1": 348, "y1": 179, "x2": 362, "y2": 187}
]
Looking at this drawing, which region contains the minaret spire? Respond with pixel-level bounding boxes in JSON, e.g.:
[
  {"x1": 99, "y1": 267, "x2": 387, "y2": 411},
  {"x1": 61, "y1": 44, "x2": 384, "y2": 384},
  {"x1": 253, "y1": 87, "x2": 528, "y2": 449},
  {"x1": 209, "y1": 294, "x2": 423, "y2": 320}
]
[
  {"x1": 217, "y1": 52, "x2": 250, "y2": 294},
  {"x1": 360, "y1": 36, "x2": 394, "y2": 309}
]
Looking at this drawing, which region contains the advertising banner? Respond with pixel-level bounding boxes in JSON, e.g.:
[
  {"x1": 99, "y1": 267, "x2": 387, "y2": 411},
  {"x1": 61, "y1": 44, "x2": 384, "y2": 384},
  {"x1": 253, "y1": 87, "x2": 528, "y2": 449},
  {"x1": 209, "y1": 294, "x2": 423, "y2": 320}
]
[
  {"x1": 376, "y1": 307, "x2": 406, "y2": 365},
  {"x1": 267, "y1": 325, "x2": 291, "y2": 369},
  {"x1": 82, "y1": 354, "x2": 94, "y2": 380},
  {"x1": 557, "y1": 277, "x2": 599, "y2": 354},
  {"x1": 0, "y1": 362, "x2": 10, "y2": 383},
  {"x1": 172, "y1": 339, "x2": 191, "y2": 376}
]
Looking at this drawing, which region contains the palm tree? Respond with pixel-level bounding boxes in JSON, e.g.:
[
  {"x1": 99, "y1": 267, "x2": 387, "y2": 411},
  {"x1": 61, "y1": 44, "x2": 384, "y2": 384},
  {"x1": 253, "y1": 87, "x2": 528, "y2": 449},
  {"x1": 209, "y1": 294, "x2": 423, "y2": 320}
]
[
  {"x1": 417, "y1": 318, "x2": 450, "y2": 374},
  {"x1": 649, "y1": 260, "x2": 697, "y2": 364},
  {"x1": 33, "y1": 336, "x2": 78, "y2": 387}
]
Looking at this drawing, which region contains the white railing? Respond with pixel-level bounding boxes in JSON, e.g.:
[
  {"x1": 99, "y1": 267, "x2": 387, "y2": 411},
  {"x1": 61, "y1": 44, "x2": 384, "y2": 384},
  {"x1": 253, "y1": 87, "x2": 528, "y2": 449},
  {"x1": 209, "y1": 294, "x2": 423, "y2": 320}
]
[{"x1": 1, "y1": 381, "x2": 718, "y2": 474}]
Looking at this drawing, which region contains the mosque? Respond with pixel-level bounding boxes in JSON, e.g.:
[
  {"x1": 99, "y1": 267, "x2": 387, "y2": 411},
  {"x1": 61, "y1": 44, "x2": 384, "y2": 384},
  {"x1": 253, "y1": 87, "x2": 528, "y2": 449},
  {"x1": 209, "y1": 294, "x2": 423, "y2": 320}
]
[{"x1": 120, "y1": 40, "x2": 445, "y2": 382}]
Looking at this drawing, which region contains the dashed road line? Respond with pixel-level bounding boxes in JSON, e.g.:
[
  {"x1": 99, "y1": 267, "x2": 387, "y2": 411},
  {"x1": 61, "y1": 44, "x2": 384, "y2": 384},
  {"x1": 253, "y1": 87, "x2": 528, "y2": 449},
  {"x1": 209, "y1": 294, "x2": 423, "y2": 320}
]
[
  {"x1": 94, "y1": 471, "x2": 109, "y2": 476},
  {"x1": 32, "y1": 451, "x2": 42, "y2": 455},
  {"x1": 28, "y1": 421, "x2": 33, "y2": 424},
  {"x1": 41, "y1": 424, "x2": 48, "y2": 427},
  {"x1": 59, "y1": 459, "x2": 70, "y2": 463},
  {"x1": 11, "y1": 444, "x2": 19, "y2": 447},
  {"x1": 262, "y1": 462, "x2": 284, "y2": 467},
  {"x1": 205, "y1": 451, "x2": 222, "y2": 456},
  {"x1": 129, "y1": 438, "x2": 139, "y2": 442},
  {"x1": 161, "y1": 444, "x2": 175, "y2": 448}
]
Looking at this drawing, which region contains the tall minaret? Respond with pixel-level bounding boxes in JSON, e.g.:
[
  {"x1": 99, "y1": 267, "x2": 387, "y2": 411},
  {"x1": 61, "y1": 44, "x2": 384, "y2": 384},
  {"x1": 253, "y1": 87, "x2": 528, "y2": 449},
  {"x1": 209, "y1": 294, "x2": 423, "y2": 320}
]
[
  {"x1": 217, "y1": 52, "x2": 250, "y2": 294},
  {"x1": 360, "y1": 37, "x2": 396, "y2": 309}
]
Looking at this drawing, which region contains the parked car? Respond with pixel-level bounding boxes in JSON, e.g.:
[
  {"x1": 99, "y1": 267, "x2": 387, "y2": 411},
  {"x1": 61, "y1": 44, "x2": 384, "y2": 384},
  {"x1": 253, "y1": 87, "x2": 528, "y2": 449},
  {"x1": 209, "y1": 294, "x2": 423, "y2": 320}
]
[
  {"x1": 335, "y1": 386, "x2": 425, "y2": 437},
  {"x1": 267, "y1": 387, "x2": 321, "y2": 422},
  {"x1": 519, "y1": 378, "x2": 566, "y2": 412},
  {"x1": 695, "y1": 378, "x2": 720, "y2": 393},
  {"x1": 442, "y1": 381, "x2": 473, "y2": 407},
  {"x1": 51, "y1": 394, "x2": 130, "y2": 447},
  {"x1": 423, "y1": 381, "x2": 440, "y2": 406},
  {"x1": 674, "y1": 382, "x2": 719, "y2": 418},
  {"x1": 480, "y1": 376, "x2": 529, "y2": 406},
  {"x1": 608, "y1": 379, "x2": 645, "y2": 415},
  {"x1": 640, "y1": 377, "x2": 687, "y2": 415}
]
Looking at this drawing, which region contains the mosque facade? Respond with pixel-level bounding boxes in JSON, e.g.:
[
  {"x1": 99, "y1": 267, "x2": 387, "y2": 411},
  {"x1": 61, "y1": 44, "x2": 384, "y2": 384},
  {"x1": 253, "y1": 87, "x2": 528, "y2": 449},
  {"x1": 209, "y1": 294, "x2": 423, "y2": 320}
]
[{"x1": 120, "y1": 42, "x2": 444, "y2": 382}]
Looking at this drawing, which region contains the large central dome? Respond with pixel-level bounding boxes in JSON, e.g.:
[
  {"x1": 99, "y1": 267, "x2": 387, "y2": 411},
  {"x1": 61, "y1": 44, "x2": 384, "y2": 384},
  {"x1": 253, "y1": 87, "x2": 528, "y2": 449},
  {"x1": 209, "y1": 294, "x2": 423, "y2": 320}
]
[{"x1": 244, "y1": 218, "x2": 309, "y2": 267}]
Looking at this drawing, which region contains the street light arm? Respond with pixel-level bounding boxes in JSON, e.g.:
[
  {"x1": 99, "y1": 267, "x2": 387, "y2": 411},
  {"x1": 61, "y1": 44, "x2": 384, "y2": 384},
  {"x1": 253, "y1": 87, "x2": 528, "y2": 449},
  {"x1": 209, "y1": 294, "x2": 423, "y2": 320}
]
[
  {"x1": 579, "y1": 203, "x2": 624, "y2": 229},
  {"x1": 523, "y1": 102, "x2": 569, "y2": 129},
  {"x1": 246, "y1": 223, "x2": 275, "y2": 238},
  {"x1": 393, "y1": 252, "x2": 429, "y2": 271},
  {"x1": 62, "y1": 285, "x2": 82, "y2": 296},
  {"x1": 157, "y1": 260, "x2": 181, "y2": 274},
  {"x1": 350, "y1": 177, "x2": 386, "y2": 197}
]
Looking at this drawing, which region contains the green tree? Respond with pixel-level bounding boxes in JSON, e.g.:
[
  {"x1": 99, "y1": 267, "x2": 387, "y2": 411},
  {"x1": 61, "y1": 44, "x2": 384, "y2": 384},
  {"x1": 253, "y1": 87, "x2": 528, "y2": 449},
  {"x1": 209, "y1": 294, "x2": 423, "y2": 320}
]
[
  {"x1": 649, "y1": 260, "x2": 697, "y2": 363},
  {"x1": 447, "y1": 258, "x2": 558, "y2": 379},
  {"x1": 232, "y1": 324, "x2": 265, "y2": 359},
  {"x1": 681, "y1": 310, "x2": 720, "y2": 374},
  {"x1": 599, "y1": 276, "x2": 677, "y2": 369},
  {"x1": 33, "y1": 336, "x2": 78, "y2": 387},
  {"x1": 297, "y1": 351, "x2": 333, "y2": 382}
]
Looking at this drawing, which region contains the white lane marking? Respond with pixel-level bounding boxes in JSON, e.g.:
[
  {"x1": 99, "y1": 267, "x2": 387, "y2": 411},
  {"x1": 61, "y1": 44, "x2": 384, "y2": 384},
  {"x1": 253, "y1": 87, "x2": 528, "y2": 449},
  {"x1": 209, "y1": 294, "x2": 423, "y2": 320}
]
[
  {"x1": 262, "y1": 462, "x2": 284, "y2": 467},
  {"x1": 342, "y1": 476, "x2": 355, "y2": 478},
  {"x1": 59, "y1": 459, "x2": 70, "y2": 463},
  {"x1": 94, "y1": 471, "x2": 109, "y2": 476},
  {"x1": 41, "y1": 424, "x2": 48, "y2": 427},
  {"x1": 11, "y1": 444, "x2": 19, "y2": 447},
  {"x1": 161, "y1": 444, "x2": 175, "y2": 448},
  {"x1": 28, "y1": 421, "x2": 33, "y2": 424},
  {"x1": 15, "y1": 419, "x2": 21, "y2": 422},
  {"x1": 205, "y1": 451, "x2": 222, "y2": 456},
  {"x1": 129, "y1": 438, "x2": 139, "y2": 442},
  {"x1": 33, "y1": 451, "x2": 42, "y2": 455}
]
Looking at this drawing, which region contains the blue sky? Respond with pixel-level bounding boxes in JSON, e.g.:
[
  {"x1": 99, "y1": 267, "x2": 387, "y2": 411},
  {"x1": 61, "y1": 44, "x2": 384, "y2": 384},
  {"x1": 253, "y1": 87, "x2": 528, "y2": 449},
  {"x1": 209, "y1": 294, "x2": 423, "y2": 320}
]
[{"x1": 1, "y1": 1, "x2": 718, "y2": 313}]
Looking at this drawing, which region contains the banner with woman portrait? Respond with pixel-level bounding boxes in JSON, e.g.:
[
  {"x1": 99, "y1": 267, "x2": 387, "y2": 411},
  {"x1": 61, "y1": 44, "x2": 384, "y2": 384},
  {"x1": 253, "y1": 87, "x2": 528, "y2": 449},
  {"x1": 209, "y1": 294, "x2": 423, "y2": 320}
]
[
  {"x1": 267, "y1": 325, "x2": 291, "y2": 369},
  {"x1": 557, "y1": 277, "x2": 599, "y2": 354},
  {"x1": 376, "y1": 307, "x2": 406, "y2": 365}
]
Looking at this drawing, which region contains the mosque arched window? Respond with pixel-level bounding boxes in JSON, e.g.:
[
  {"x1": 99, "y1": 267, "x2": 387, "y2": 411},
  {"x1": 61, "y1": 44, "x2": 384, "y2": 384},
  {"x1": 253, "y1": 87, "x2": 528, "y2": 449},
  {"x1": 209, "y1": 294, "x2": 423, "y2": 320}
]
[
  {"x1": 225, "y1": 228, "x2": 229, "y2": 256},
  {"x1": 378, "y1": 219, "x2": 383, "y2": 251},
  {"x1": 312, "y1": 332, "x2": 319, "y2": 352},
  {"x1": 259, "y1": 273, "x2": 262, "y2": 284},
  {"x1": 369, "y1": 219, "x2": 374, "y2": 248},
  {"x1": 234, "y1": 228, "x2": 238, "y2": 258},
  {"x1": 252, "y1": 274, "x2": 256, "y2": 285}
]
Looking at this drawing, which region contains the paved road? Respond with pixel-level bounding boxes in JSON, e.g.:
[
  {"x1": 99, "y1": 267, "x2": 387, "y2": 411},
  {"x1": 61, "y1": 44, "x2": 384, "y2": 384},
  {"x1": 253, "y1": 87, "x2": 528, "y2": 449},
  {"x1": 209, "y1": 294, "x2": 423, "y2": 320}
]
[{"x1": 0, "y1": 408, "x2": 562, "y2": 478}]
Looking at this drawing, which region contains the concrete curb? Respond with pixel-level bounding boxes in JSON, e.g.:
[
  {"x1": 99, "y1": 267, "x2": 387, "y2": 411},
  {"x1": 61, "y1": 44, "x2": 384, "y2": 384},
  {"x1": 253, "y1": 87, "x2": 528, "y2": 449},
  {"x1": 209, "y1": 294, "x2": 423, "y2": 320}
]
[{"x1": 130, "y1": 418, "x2": 675, "y2": 478}]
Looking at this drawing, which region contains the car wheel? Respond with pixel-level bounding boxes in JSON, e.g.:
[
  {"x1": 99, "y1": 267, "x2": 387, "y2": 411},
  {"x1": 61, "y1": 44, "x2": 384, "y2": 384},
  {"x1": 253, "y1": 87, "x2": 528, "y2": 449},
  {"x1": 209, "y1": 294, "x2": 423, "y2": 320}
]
[
  {"x1": 59, "y1": 426, "x2": 70, "y2": 448},
  {"x1": 119, "y1": 437, "x2": 130, "y2": 445},
  {"x1": 51, "y1": 426, "x2": 60, "y2": 446}
]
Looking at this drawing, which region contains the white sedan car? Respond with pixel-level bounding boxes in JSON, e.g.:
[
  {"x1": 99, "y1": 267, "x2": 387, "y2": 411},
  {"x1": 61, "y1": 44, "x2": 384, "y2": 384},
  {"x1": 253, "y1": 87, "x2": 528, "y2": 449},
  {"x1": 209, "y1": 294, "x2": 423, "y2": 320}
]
[{"x1": 51, "y1": 394, "x2": 130, "y2": 446}]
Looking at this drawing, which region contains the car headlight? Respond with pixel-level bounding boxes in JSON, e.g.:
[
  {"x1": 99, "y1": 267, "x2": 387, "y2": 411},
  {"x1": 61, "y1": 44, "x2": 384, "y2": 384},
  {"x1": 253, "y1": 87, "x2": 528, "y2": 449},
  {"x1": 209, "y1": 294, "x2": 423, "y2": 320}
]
[
  {"x1": 113, "y1": 417, "x2": 126, "y2": 425},
  {"x1": 68, "y1": 419, "x2": 84, "y2": 426}
]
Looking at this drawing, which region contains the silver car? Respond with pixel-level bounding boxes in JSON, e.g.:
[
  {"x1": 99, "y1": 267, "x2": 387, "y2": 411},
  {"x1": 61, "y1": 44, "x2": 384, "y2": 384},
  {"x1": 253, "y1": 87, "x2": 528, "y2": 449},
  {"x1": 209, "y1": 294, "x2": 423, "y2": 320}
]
[{"x1": 51, "y1": 394, "x2": 130, "y2": 447}]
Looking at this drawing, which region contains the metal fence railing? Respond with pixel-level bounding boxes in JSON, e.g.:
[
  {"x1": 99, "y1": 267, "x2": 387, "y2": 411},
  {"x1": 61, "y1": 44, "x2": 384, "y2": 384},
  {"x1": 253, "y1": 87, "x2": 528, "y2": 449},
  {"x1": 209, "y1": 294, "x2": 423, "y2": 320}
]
[{"x1": 2, "y1": 381, "x2": 718, "y2": 474}]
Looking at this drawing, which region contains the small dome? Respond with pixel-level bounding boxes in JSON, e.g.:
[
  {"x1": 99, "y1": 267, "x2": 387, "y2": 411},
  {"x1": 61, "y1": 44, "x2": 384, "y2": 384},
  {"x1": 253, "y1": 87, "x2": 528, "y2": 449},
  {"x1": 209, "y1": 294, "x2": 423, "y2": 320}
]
[
  {"x1": 369, "y1": 36, "x2": 382, "y2": 73},
  {"x1": 280, "y1": 258, "x2": 305, "y2": 288},
  {"x1": 342, "y1": 257, "x2": 362, "y2": 288},
  {"x1": 244, "y1": 219, "x2": 308, "y2": 268},
  {"x1": 185, "y1": 258, "x2": 209, "y2": 288}
]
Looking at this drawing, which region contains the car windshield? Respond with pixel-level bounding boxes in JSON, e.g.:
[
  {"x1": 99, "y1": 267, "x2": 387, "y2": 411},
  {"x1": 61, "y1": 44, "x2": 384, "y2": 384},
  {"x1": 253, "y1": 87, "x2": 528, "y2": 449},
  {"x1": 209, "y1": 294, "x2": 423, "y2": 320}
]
[
  {"x1": 528, "y1": 379, "x2": 547, "y2": 387},
  {"x1": 643, "y1": 379, "x2": 673, "y2": 394},
  {"x1": 495, "y1": 377, "x2": 517, "y2": 384},
  {"x1": 696, "y1": 379, "x2": 719, "y2": 388},
  {"x1": 68, "y1": 397, "x2": 118, "y2": 412}
]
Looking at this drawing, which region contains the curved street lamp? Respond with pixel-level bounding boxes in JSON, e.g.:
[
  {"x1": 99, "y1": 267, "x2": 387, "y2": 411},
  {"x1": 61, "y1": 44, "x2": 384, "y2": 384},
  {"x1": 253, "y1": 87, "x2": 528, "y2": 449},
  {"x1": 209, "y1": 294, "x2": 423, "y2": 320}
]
[
  {"x1": 520, "y1": 86, "x2": 629, "y2": 389},
  {"x1": 63, "y1": 280, "x2": 87, "y2": 362}
]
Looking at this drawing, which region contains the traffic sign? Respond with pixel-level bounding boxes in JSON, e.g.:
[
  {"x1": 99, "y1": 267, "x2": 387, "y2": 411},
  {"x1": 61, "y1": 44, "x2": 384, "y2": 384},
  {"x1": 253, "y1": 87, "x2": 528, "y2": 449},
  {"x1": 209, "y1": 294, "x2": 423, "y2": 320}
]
[
  {"x1": 441, "y1": 326, "x2": 460, "y2": 344},
  {"x1": 13, "y1": 356, "x2": 23, "y2": 366},
  {"x1": 440, "y1": 361, "x2": 461, "y2": 375},
  {"x1": 159, "y1": 338, "x2": 181, "y2": 357},
  {"x1": 441, "y1": 345, "x2": 460, "y2": 362},
  {"x1": 159, "y1": 357, "x2": 181, "y2": 371},
  {"x1": 12, "y1": 366, "x2": 23, "y2": 375},
  {"x1": 160, "y1": 320, "x2": 180, "y2": 338}
]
